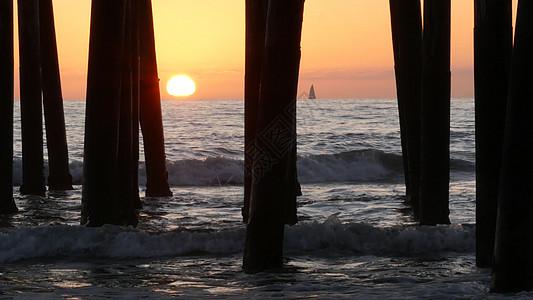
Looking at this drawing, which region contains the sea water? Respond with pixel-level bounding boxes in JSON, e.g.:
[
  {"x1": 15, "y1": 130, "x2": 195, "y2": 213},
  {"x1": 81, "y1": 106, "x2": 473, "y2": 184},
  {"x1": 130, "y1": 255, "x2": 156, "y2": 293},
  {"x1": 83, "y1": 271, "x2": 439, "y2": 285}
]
[{"x1": 0, "y1": 99, "x2": 528, "y2": 298}]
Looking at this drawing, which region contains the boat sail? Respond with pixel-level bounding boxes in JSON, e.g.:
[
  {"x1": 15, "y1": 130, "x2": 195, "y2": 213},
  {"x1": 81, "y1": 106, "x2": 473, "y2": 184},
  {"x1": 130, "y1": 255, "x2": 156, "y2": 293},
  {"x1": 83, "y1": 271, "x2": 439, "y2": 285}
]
[{"x1": 308, "y1": 84, "x2": 316, "y2": 99}]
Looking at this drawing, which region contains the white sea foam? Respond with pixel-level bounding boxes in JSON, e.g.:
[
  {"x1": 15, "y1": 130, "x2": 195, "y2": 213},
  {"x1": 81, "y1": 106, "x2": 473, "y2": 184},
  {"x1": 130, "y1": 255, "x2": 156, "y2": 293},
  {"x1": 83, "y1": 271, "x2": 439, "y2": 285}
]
[
  {"x1": 284, "y1": 217, "x2": 475, "y2": 255},
  {"x1": 0, "y1": 220, "x2": 474, "y2": 264},
  {"x1": 0, "y1": 225, "x2": 245, "y2": 263}
]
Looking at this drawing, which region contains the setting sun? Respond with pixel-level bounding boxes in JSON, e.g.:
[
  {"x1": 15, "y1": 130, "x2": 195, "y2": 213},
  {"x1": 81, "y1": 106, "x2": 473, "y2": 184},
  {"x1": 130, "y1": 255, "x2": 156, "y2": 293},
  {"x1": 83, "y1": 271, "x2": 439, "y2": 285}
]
[{"x1": 167, "y1": 75, "x2": 196, "y2": 97}]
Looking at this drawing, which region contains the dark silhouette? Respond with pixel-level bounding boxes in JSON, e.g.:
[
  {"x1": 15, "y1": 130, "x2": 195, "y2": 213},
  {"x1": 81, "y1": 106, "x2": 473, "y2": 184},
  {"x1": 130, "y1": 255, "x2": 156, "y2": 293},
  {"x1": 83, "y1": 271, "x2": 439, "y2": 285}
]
[
  {"x1": 18, "y1": 0, "x2": 46, "y2": 196},
  {"x1": 491, "y1": 0, "x2": 533, "y2": 293},
  {"x1": 474, "y1": 0, "x2": 512, "y2": 268},
  {"x1": 419, "y1": 0, "x2": 451, "y2": 225},
  {"x1": 40, "y1": 0, "x2": 73, "y2": 190},
  {"x1": 243, "y1": 0, "x2": 268, "y2": 223},
  {"x1": 139, "y1": 0, "x2": 172, "y2": 198},
  {"x1": 0, "y1": 0, "x2": 17, "y2": 213},
  {"x1": 82, "y1": 0, "x2": 137, "y2": 227},
  {"x1": 389, "y1": 0, "x2": 423, "y2": 219},
  {"x1": 118, "y1": 0, "x2": 142, "y2": 211},
  {"x1": 243, "y1": 0, "x2": 304, "y2": 271}
]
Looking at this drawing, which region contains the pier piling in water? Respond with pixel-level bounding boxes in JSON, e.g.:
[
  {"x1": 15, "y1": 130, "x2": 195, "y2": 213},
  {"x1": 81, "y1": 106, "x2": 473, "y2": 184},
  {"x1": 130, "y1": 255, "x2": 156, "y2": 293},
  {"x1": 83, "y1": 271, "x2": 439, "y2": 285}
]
[
  {"x1": 82, "y1": 0, "x2": 137, "y2": 226},
  {"x1": 243, "y1": 0, "x2": 304, "y2": 271},
  {"x1": 491, "y1": 0, "x2": 533, "y2": 293},
  {"x1": 2, "y1": 0, "x2": 530, "y2": 293},
  {"x1": 18, "y1": 0, "x2": 46, "y2": 196},
  {"x1": 39, "y1": 0, "x2": 73, "y2": 191},
  {"x1": 389, "y1": 0, "x2": 423, "y2": 218},
  {"x1": 419, "y1": 0, "x2": 451, "y2": 225},
  {"x1": 474, "y1": 0, "x2": 512, "y2": 268},
  {"x1": 243, "y1": 0, "x2": 269, "y2": 222},
  {"x1": 139, "y1": 0, "x2": 172, "y2": 198},
  {"x1": 118, "y1": 0, "x2": 142, "y2": 212},
  {"x1": 0, "y1": 0, "x2": 17, "y2": 213},
  {"x1": 130, "y1": 0, "x2": 142, "y2": 209}
]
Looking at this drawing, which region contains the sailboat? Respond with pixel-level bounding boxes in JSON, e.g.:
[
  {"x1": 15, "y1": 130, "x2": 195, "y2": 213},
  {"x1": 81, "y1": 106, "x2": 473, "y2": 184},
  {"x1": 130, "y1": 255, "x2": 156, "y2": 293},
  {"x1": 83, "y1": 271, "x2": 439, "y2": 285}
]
[{"x1": 308, "y1": 84, "x2": 316, "y2": 99}]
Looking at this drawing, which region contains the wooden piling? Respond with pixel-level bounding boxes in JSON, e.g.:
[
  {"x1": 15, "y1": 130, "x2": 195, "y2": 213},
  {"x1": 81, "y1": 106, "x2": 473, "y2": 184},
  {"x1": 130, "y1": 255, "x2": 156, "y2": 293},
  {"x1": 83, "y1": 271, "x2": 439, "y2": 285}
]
[
  {"x1": 139, "y1": 0, "x2": 172, "y2": 198},
  {"x1": 243, "y1": 0, "x2": 304, "y2": 271},
  {"x1": 474, "y1": 0, "x2": 512, "y2": 268},
  {"x1": 18, "y1": 0, "x2": 46, "y2": 196},
  {"x1": 82, "y1": 0, "x2": 137, "y2": 226},
  {"x1": 491, "y1": 0, "x2": 533, "y2": 293},
  {"x1": 118, "y1": 8, "x2": 134, "y2": 213},
  {"x1": 118, "y1": 1, "x2": 141, "y2": 212},
  {"x1": 389, "y1": 0, "x2": 423, "y2": 218},
  {"x1": 39, "y1": 0, "x2": 73, "y2": 190},
  {"x1": 243, "y1": 0, "x2": 269, "y2": 222},
  {"x1": 419, "y1": 0, "x2": 451, "y2": 225},
  {"x1": 0, "y1": 0, "x2": 17, "y2": 213},
  {"x1": 131, "y1": 0, "x2": 142, "y2": 209}
]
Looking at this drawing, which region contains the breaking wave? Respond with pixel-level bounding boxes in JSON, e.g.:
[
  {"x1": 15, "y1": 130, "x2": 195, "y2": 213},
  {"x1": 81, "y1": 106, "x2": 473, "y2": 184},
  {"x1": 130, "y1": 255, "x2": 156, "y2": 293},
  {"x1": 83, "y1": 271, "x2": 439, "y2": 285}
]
[
  {"x1": 11, "y1": 149, "x2": 474, "y2": 187},
  {"x1": 0, "y1": 219, "x2": 474, "y2": 264}
]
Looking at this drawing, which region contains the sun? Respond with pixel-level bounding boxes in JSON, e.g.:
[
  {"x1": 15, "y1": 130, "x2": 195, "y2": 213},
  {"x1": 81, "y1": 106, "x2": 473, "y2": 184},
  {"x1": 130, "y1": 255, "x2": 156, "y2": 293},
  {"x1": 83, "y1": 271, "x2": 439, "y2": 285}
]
[{"x1": 167, "y1": 75, "x2": 196, "y2": 97}]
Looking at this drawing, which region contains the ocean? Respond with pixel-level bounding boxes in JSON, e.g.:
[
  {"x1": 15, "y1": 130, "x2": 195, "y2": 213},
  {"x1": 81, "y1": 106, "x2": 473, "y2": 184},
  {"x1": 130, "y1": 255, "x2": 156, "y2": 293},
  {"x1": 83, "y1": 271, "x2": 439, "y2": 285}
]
[{"x1": 0, "y1": 98, "x2": 528, "y2": 298}]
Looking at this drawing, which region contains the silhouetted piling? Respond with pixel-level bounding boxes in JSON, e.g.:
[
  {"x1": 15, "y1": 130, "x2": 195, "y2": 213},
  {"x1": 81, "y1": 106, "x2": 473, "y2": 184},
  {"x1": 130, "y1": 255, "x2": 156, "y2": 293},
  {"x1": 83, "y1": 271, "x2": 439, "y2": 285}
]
[
  {"x1": 39, "y1": 0, "x2": 73, "y2": 190},
  {"x1": 82, "y1": 0, "x2": 137, "y2": 227},
  {"x1": 419, "y1": 0, "x2": 451, "y2": 225},
  {"x1": 474, "y1": 0, "x2": 512, "y2": 268},
  {"x1": 18, "y1": 0, "x2": 45, "y2": 196},
  {"x1": 389, "y1": 0, "x2": 423, "y2": 218},
  {"x1": 243, "y1": 0, "x2": 269, "y2": 223},
  {"x1": 131, "y1": 0, "x2": 141, "y2": 209},
  {"x1": 491, "y1": 0, "x2": 533, "y2": 293},
  {"x1": 0, "y1": 0, "x2": 17, "y2": 213},
  {"x1": 139, "y1": 0, "x2": 172, "y2": 198},
  {"x1": 243, "y1": 0, "x2": 304, "y2": 272},
  {"x1": 118, "y1": 1, "x2": 141, "y2": 211}
]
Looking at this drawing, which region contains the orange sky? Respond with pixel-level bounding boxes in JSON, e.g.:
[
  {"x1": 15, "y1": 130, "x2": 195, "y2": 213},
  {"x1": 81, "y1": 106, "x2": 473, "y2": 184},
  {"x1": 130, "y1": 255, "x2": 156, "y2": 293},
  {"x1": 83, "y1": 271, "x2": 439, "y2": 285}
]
[{"x1": 12, "y1": 0, "x2": 519, "y2": 100}]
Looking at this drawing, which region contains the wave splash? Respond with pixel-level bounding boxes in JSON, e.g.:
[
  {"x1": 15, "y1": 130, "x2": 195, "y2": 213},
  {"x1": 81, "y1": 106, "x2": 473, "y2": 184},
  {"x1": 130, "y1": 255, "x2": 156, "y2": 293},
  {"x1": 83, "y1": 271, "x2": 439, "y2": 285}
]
[
  {"x1": 0, "y1": 220, "x2": 474, "y2": 263},
  {"x1": 11, "y1": 149, "x2": 474, "y2": 187},
  {"x1": 284, "y1": 217, "x2": 474, "y2": 255}
]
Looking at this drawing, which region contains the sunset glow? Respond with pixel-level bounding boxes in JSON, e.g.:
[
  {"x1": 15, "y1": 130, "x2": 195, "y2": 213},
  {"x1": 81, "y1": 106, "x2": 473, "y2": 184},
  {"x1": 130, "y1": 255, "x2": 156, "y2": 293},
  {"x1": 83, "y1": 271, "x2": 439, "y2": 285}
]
[
  {"x1": 11, "y1": 0, "x2": 520, "y2": 100},
  {"x1": 167, "y1": 75, "x2": 196, "y2": 97}
]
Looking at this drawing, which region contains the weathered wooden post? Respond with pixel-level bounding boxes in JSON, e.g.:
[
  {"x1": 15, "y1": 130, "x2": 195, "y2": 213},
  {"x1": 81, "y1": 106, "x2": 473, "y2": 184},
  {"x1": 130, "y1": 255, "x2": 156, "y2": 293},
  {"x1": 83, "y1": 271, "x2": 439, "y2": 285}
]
[
  {"x1": 389, "y1": 0, "x2": 423, "y2": 218},
  {"x1": 0, "y1": 0, "x2": 17, "y2": 213},
  {"x1": 82, "y1": 0, "x2": 137, "y2": 227},
  {"x1": 39, "y1": 0, "x2": 73, "y2": 190},
  {"x1": 474, "y1": 0, "x2": 512, "y2": 268},
  {"x1": 243, "y1": 0, "x2": 268, "y2": 222},
  {"x1": 491, "y1": 0, "x2": 533, "y2": 293},
  {"x1": 139, "y1": 0, "x2": 172, "y2": 198},
  {"x1": 243, "y1": 0, "x2": 304, "y2": 271},
  {"x1": 18, "y1": 0, "x2": 46, "y2": 196},
  {"x1": 419, "y1": 0, "x2": 451, "y2": 225}
]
